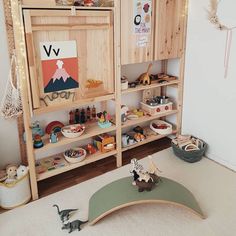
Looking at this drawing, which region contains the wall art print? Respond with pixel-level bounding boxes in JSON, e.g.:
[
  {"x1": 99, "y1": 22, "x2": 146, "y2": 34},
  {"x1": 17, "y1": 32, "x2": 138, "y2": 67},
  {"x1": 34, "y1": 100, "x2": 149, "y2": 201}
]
[
  {"x1": 133, "y1": 0, "x2": 152, "y2": 34},
  {"x1": 40, "y1": 40, "x2": 79, "y2": 93}
]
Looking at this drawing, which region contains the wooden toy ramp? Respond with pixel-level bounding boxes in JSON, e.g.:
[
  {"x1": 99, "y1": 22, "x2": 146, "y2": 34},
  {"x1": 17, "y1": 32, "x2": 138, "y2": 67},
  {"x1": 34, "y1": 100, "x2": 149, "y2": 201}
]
[{"x1": 89, "y1": 177, "x2": 205, "y2": 225}]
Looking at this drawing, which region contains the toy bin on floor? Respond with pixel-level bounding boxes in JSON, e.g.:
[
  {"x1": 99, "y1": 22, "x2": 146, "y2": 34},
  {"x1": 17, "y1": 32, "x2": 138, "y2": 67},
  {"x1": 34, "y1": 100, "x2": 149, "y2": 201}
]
[
  {"x1": 171, "y1": 138, "x2": 207, "y2": 163},
  {"x1": 0, "y1": 174, "x2": 31, "y2": 209}
]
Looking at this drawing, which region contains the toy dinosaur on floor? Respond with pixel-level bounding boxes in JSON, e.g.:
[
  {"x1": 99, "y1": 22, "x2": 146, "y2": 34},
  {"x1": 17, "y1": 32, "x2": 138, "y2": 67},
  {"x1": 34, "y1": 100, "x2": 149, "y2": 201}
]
[
  {"x1": 62, "y1": 219, "x2": 88, "y2": 233},
  {"x1": 53, "y1": 204, "x2": 78, "y2": 222}
]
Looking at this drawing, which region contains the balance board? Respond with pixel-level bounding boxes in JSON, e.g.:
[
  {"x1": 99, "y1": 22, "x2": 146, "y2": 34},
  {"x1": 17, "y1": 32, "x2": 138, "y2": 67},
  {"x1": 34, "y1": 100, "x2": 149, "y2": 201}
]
[{"x1": 89, "y1": 177, "x2": 204, "y2": 225}]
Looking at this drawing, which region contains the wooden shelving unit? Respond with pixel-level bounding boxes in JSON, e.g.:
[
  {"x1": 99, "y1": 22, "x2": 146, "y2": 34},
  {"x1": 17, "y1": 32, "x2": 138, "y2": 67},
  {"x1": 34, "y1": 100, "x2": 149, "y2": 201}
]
[{"x1": 11, "y1": 0, "x2": 188, "y2": 200}]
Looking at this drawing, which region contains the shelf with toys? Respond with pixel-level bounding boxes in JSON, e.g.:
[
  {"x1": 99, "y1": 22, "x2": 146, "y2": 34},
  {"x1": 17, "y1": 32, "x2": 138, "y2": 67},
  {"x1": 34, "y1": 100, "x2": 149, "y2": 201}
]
[
  {"x1": 121, "y1": 109, "x2": 178, "y2": 129},
  {"x1": 34, "y1": 120, "x2": 116, "y2": 154},
  {"x1": 122, "y1": 129, "x2": 177, "y2": 152},
  {"x1": 121, "y1": 77, "x2": 179, "y2": 95},
  {"x1": 36, "y1": 150, "x2": 117, "y2": 181}
]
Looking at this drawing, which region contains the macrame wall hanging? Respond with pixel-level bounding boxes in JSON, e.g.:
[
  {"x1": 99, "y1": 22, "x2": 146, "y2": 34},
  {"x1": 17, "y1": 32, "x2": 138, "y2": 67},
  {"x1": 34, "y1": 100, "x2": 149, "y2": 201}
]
[{"x1": 207, "y1": 0, "x2": 236, "y2": 78}]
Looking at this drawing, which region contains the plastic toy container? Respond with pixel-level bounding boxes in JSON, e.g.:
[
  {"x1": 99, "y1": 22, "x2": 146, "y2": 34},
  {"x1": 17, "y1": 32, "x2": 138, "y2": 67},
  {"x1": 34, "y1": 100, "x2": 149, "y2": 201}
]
[{"x1": 0, "y1": 174, "x2": 31, "y2": 209}]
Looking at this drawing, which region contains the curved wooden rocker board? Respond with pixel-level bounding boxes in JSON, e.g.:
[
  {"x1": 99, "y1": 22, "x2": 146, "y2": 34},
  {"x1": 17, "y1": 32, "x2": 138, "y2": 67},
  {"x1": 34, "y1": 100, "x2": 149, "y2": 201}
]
[{"x1": 89, "y1": 177, "x2": 205, "y2": 225}]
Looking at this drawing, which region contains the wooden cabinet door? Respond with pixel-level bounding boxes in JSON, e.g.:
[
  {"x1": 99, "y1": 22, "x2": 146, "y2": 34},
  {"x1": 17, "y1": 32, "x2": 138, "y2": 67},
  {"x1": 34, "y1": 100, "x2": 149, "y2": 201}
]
[
  {"x1": 154, "y1": 0, "x2": 187, "y2": 60},
  {"x1": 23, "y1": 9, "x2": 114, "y2": 111},
  {"x1": 121, "y1": 0, "x2": 154, "y2": 65}
]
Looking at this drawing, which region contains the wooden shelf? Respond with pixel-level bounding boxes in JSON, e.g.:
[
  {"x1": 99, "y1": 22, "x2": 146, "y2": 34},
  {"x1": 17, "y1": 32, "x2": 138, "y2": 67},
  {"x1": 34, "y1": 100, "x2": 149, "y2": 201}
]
[
  {"x1": 121, "y1": 80, "x2": 179, "y2": 95},
  {"x1": 22, "y1": 5, "x2": 114, "y2": 10},
  {"x1": 33, "y1": 94, "x2": 115, "y2": 116},
  {"x1": 122, "y1": 109, "x2": 178, "y2": 128},
  {"x1": 34, "y1": 122, "x2": 116, "y2": 154},
  {"x1": 37, "y1": 150, "x2": 117, "y2": 181},
  {"x1": 122, "y1": 130, "x2": 177, "y2": 152}
]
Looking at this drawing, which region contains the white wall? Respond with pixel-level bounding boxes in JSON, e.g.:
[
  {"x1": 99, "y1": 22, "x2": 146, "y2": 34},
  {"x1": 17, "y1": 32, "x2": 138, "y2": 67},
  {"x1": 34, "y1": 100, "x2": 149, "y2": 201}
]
[
  {"x1": 183, "y1": 0, "x2": 236, "y2": 171},
  {"x1": 0, "y1": 1, "x2": 21, "y2": 168}
]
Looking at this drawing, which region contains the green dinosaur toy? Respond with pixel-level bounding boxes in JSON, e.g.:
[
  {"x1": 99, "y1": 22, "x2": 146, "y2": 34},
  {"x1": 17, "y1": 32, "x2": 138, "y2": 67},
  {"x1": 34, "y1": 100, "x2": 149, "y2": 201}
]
[
  {"x1": 62, "y1": 220, "x2": 88, "y2": 233},
  {"x1": 53, "y1": 204, "x2": 78, "y2": 222}
]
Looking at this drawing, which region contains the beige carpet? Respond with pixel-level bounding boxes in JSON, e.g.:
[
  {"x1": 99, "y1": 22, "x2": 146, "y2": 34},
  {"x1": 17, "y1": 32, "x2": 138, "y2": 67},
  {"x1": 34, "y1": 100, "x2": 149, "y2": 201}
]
[{"x1": 0, "y1": 148, "x2": 235, "y2": 236}]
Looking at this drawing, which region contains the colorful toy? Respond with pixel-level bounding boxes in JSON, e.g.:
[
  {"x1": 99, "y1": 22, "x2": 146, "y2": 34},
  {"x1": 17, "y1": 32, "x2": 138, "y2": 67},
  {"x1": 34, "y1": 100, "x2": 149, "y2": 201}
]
[
  {"x1": 61, "y1": 124, "x2": 85, "y2": 139},
  {"x1": 53, "y1": 204, "x2": 78, "y2": 223},
  {"x1": 64, "y1": 148, "x2": 87, "y2": 163},
  {"x1": 97, "y1": 111, "x2": 112, "y2": 128},
  {"x1": 92, "y1": 105, "x2": 96, "y2": 120},
  {"x1": 50, "y1": 132, "x2": 59, "y2": 143},
  {"x1": 136, "y1": 63, "x2": 152, "y2": 85},
  {"x1": 80, "y1": 108, "x2": 86, "y2": 124},
  {"x1": 86, "y1": 143, "x2": 97, "y2": 155},
  {"x1": 121, "y1": 105, "x2": 129, "y2": 123},
  {"x1": 45, "y1": 121, "x2": 64, "y2": 135},
  {"x1": 86, "y1": 106, "x2": 91, "y2": 121},
  {"x1": 84, "y1": 0, "x2": 95, "y2": 6},
  {"x1": 16, "y1": 165, "x2": 28, "y2": 179},
  {"x1": 69, "y1": 110, "x2": 75, "y2": 125},
  {"x1": 33, "y1": 134, "x2": 44, "y2": 149},
  {"x1": 23, "y1": 121, "x2": 44, "y2": 141},
  {"x1": 75, "y1": 109, "x2": 80, "y2": 124},
  {"x1": 94, "y1": 134, "x2": 115, "y2": 153},
  {"x1": 36, "y1": 156, "x2": 67, "y2": 174},
  {"x1": 62, "y1": 219, "x2": 88, "y2": 233}
]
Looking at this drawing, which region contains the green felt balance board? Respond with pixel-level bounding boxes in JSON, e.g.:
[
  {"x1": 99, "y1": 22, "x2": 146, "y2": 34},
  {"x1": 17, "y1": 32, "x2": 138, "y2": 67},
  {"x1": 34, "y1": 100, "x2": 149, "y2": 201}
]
[{"x1": 89, "y1": 177, "x2": 205, "y2": 225}]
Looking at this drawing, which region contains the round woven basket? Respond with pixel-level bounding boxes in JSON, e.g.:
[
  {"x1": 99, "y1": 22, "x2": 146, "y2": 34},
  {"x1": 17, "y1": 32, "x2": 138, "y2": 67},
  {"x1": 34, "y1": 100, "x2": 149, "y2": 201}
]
[{"x1": 171, "y1": 138, "x2": 207, "y2": 163}]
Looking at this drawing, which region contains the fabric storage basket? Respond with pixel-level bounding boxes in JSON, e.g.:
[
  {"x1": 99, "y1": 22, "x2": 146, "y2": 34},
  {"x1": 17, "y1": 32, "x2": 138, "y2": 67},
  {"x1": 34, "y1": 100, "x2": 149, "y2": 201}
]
[
  {"x1": 171, "y1": 138, "x2": 207, "y2": 163},
  {"x1": 0, "y1": 174, "x2": 31, "y2": 209}
]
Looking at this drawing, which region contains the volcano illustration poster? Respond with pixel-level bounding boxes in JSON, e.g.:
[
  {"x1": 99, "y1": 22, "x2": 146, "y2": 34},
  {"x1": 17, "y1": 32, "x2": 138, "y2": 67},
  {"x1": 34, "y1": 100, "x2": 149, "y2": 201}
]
[{"x1": 40, "y1": 40, "x2": 79, "y2": 93}]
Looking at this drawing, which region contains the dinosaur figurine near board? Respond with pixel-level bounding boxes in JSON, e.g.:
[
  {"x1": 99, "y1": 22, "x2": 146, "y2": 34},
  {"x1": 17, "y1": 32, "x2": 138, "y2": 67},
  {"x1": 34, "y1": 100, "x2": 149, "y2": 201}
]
[
  {"x1": 53, "y1": 204, "x2": 78, "y2": 223},
  {"x1": 62, "y1": 219, "x2": 88, "y2": 233},
  {"x1": 136, "y1": 63, "x2": 152, "y2": 85}
]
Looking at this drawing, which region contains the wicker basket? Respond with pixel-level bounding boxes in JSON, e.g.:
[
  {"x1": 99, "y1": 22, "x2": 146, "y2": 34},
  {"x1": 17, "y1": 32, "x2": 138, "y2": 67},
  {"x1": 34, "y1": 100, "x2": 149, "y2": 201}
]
[{"x1": 171, "y1": 138, "x2": 207, "y2": 163}]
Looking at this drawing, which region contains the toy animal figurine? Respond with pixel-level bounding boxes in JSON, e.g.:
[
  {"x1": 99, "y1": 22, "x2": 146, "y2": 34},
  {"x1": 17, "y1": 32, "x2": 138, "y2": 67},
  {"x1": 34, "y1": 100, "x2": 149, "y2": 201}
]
[
  {"x1": 16, "y1": 165, "x2": 28, "y2": 179},
  {"x1": 62, "y1": 219, "x2": 88, "y2": 233},
  {"x1": 138, "y1": 171, "x2": 153, "y2": 183},
  {"x1": 135, "y1": 179, "x2": 155, "y2": 192},
  {"x1": 136, "y1": 63, "x2": 152, "y2": 85},
  {"x1": 53, "y1": 204, "x2": 78, "y2": 222}
]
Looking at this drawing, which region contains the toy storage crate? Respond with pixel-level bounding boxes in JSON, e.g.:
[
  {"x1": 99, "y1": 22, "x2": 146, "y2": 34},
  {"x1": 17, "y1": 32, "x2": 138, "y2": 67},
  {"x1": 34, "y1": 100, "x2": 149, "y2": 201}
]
[
  {"x1": 0, "y1": 174, "x2": 31, "y2": 209},
  {"x1": 140, "y1": 102, "x2": 173, "y2": 116}
]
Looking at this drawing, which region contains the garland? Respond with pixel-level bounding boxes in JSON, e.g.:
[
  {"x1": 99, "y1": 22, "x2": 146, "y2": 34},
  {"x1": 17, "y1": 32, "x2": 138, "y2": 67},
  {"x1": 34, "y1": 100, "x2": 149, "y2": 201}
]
[{"x1": 207, "y1": 0, "x2": 236, "y2": 78}]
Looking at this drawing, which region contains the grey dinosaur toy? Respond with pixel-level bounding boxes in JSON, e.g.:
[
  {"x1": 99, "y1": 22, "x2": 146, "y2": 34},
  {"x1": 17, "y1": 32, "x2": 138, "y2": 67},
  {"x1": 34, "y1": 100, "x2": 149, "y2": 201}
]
[
  {"x1": 62, "y1": 220, "x2": 88, "y2": 233},
  {"x1": 53, "y1": 204, "x2": 78, "y2": 222}
]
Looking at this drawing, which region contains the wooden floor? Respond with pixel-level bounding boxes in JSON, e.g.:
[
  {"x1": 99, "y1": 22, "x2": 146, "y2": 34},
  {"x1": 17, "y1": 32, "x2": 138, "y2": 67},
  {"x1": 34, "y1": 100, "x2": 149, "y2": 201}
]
[
  {"x1": 0, "y1": 138, "x2": 171, "y2": 213},
  {"x1": 38, "y1": 138, "x2": 171, "y2": 198}
]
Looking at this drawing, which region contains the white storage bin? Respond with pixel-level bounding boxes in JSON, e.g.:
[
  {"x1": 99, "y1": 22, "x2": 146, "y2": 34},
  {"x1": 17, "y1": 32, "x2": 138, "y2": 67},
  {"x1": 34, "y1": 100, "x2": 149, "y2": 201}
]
[{"x1": 0, "y1": 174, "x2": 31, "y2": 209}]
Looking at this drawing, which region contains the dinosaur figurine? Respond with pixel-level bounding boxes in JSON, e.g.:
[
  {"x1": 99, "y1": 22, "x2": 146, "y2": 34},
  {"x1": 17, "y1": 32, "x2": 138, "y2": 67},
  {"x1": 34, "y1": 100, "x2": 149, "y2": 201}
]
[
  {"x1": 53, "y1": 204, "x2": 78, "y2": 222},
  {"x1": 62, "y1": 220, "x2": 88, "y2": 233},
  {"x1": 136, "y1": 63, "x2": 152, "y2": 85}
]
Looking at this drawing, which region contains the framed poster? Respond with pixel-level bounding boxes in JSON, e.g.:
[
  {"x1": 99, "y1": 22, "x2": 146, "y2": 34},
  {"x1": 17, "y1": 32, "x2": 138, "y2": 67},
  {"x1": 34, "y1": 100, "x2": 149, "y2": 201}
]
[
  {"x1": 133, "y1": 0, "x2": 152, "y2": 34},
  {"x1": 40, "y1": 40, "x2": 79, "y2": 93}
]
